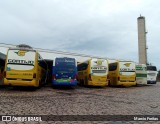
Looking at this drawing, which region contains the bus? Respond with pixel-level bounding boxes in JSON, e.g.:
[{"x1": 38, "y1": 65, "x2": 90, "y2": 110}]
[
  {"x1": 52, "y1": 57, "x2": 78, "y2": 86},
  {"x1": 147, "y1": 65, "x2": 157, "y2": 84},
  {"x1": 108, "y1": 61, "x2": 136, "y2": 86},
  {"x1": 136, "y1": 64, "x2": 147, "y2": 85},
  {"x1": 77, "y1": 58, "x2": 108, "y2": 87},
  {"x1": 4, "y1": 44, "x2": 48, "y2": 87}
]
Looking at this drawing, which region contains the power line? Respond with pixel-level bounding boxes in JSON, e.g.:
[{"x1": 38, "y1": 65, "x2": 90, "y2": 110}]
[
  {"x1": 0, "y1": 42, "x2": 128, "y2": 61},
  {"x1": 0, "y1": 43, "x2": 106, "y2": 59},
  {"x1": 0, "y1": 43, "x2": 17, "y2": 47}
]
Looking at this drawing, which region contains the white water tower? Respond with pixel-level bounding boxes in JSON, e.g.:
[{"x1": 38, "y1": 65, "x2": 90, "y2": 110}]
[{"x1": 137, "y1": 15, "x2": 148, "y2": 64}]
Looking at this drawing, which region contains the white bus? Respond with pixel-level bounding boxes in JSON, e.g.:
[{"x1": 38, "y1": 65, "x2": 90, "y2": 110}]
[
  {"x1": 147, "y1": 65, "x2": 157, "y2": 84},
  {"x1": 136, "y1": 64, "x2": 147, "y2": 85}
]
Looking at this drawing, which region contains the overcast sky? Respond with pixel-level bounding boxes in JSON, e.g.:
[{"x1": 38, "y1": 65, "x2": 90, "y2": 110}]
[{"x1": 0, "y1": 0, "x2": 159, "y2": 69}]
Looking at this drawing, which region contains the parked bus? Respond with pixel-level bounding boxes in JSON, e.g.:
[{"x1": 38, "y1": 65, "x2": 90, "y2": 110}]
[
  {"x1": 52, "y1": 57, "x2": 78, "y2": 86},
  {"x1": 136, "y1": 64, "x2": 147, "y2": 85},
  {"x1": 77, "y1": 58, "x2": 108, "y2": 86},
  {"x1": 147, "y1": 65, "x2": 157, "y2": 84},
  {"x1": 4, "y1": 44, "x2": 48, "y2": 87},
  {"x1": 108, "y1": 61, "x2": 136, "y2": 86}
]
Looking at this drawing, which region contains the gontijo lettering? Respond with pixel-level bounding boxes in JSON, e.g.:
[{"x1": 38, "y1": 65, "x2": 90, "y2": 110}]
[
  {"x1": 8, "y1": 59, "x2": 34, "y2": 65},
  {"x1": 120, "y1": 68, "x2": 135, "y2": 71},
  {"x1": 91, "y1": 66, "x2": 107, "y2": 70}
]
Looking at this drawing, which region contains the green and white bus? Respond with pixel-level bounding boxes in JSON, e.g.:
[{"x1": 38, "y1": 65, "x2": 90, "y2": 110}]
[{"x1": 136, "y1": 64, "x2": 147, "y2": 85}]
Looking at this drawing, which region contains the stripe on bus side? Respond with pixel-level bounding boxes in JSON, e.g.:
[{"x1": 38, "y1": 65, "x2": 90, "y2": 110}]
[{"x1": 136, "y1": 73, "x2": 147, "y2": 77}]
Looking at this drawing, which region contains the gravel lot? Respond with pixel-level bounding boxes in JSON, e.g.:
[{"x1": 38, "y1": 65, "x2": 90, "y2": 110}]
[{"x1": 0, "y1": 82, "x2": 160, "y2": 124}]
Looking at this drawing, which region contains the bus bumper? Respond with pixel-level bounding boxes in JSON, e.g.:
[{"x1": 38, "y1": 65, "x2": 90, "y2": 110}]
[
  {"x1": 4, "y1": 78, "x2": 38, "y2": 87},
  {"x1": 147, "y1": 80, "x2": 156, "y2": 84},
  {"x1": 117, "y1": 81, "x2": 136, "y2": 87},
  {"x1": 88, "y1": 81, "x2": 108, "y2": 87},
  {"x1": 136, "y1": 78, "x2": 147, "y2": 85},
  {"x1": 52, "y1": 81, "x2": 78, "y2": 86}
]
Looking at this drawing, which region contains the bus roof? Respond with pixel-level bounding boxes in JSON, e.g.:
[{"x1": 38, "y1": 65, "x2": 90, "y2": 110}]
[
  {"x1": 55, "y1": 57, "x2": 76, "y2": 59},
  {"x1": 77, "y1": 58, "x2": 108, "y2": 65},
  {"x1": 147, "y1": 65, "x2": 156, "y2": 67},
  {"x1": 109, "y1": 60, "x2": 135, "y2": 64},
  {"x1": 8, "y1": 48, "x2": 37, "y2": 52}
]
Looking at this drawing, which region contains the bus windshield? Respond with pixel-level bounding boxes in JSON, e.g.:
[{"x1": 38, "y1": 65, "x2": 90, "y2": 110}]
[
  {"x1": 147, "y1": 66, "x2": 157, "y2": 71},
  {"x1": 7, "y1": 49, "x2": 36, "y2": 71},
  {"x1": 54, "y1": 58, "x2": 76, "y2": 78}
]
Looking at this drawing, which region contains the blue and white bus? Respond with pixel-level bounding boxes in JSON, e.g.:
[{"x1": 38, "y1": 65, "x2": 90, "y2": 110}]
[{"x1": 52, "y1": 57, "x2": 78, "y2": 86}]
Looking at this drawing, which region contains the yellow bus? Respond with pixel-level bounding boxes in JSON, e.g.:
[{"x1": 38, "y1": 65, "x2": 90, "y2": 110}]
[
  {"x1": 108, "y1": 60, "x2": 136, "y2": 86},
  {"x1": 4, "y1": 44, "x2": 48, "y2": 87},
  {"x1": 77, "y1": 58, "x2": 109, "y2": 86}
]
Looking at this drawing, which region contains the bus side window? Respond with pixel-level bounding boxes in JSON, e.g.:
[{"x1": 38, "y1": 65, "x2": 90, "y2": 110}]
[{"x1": 109, "y1": 63, "x2": 117, "y2": 71}]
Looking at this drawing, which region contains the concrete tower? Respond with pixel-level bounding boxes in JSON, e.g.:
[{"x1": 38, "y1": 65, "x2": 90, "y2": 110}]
[{"x1": 137, "y1": 15, "x2": 147, "y2": 64}]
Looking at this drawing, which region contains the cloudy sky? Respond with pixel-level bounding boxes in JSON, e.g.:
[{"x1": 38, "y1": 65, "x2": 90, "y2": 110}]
[{"x1": 0, "y1": 0, "x2": 159, "y2": 69}]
